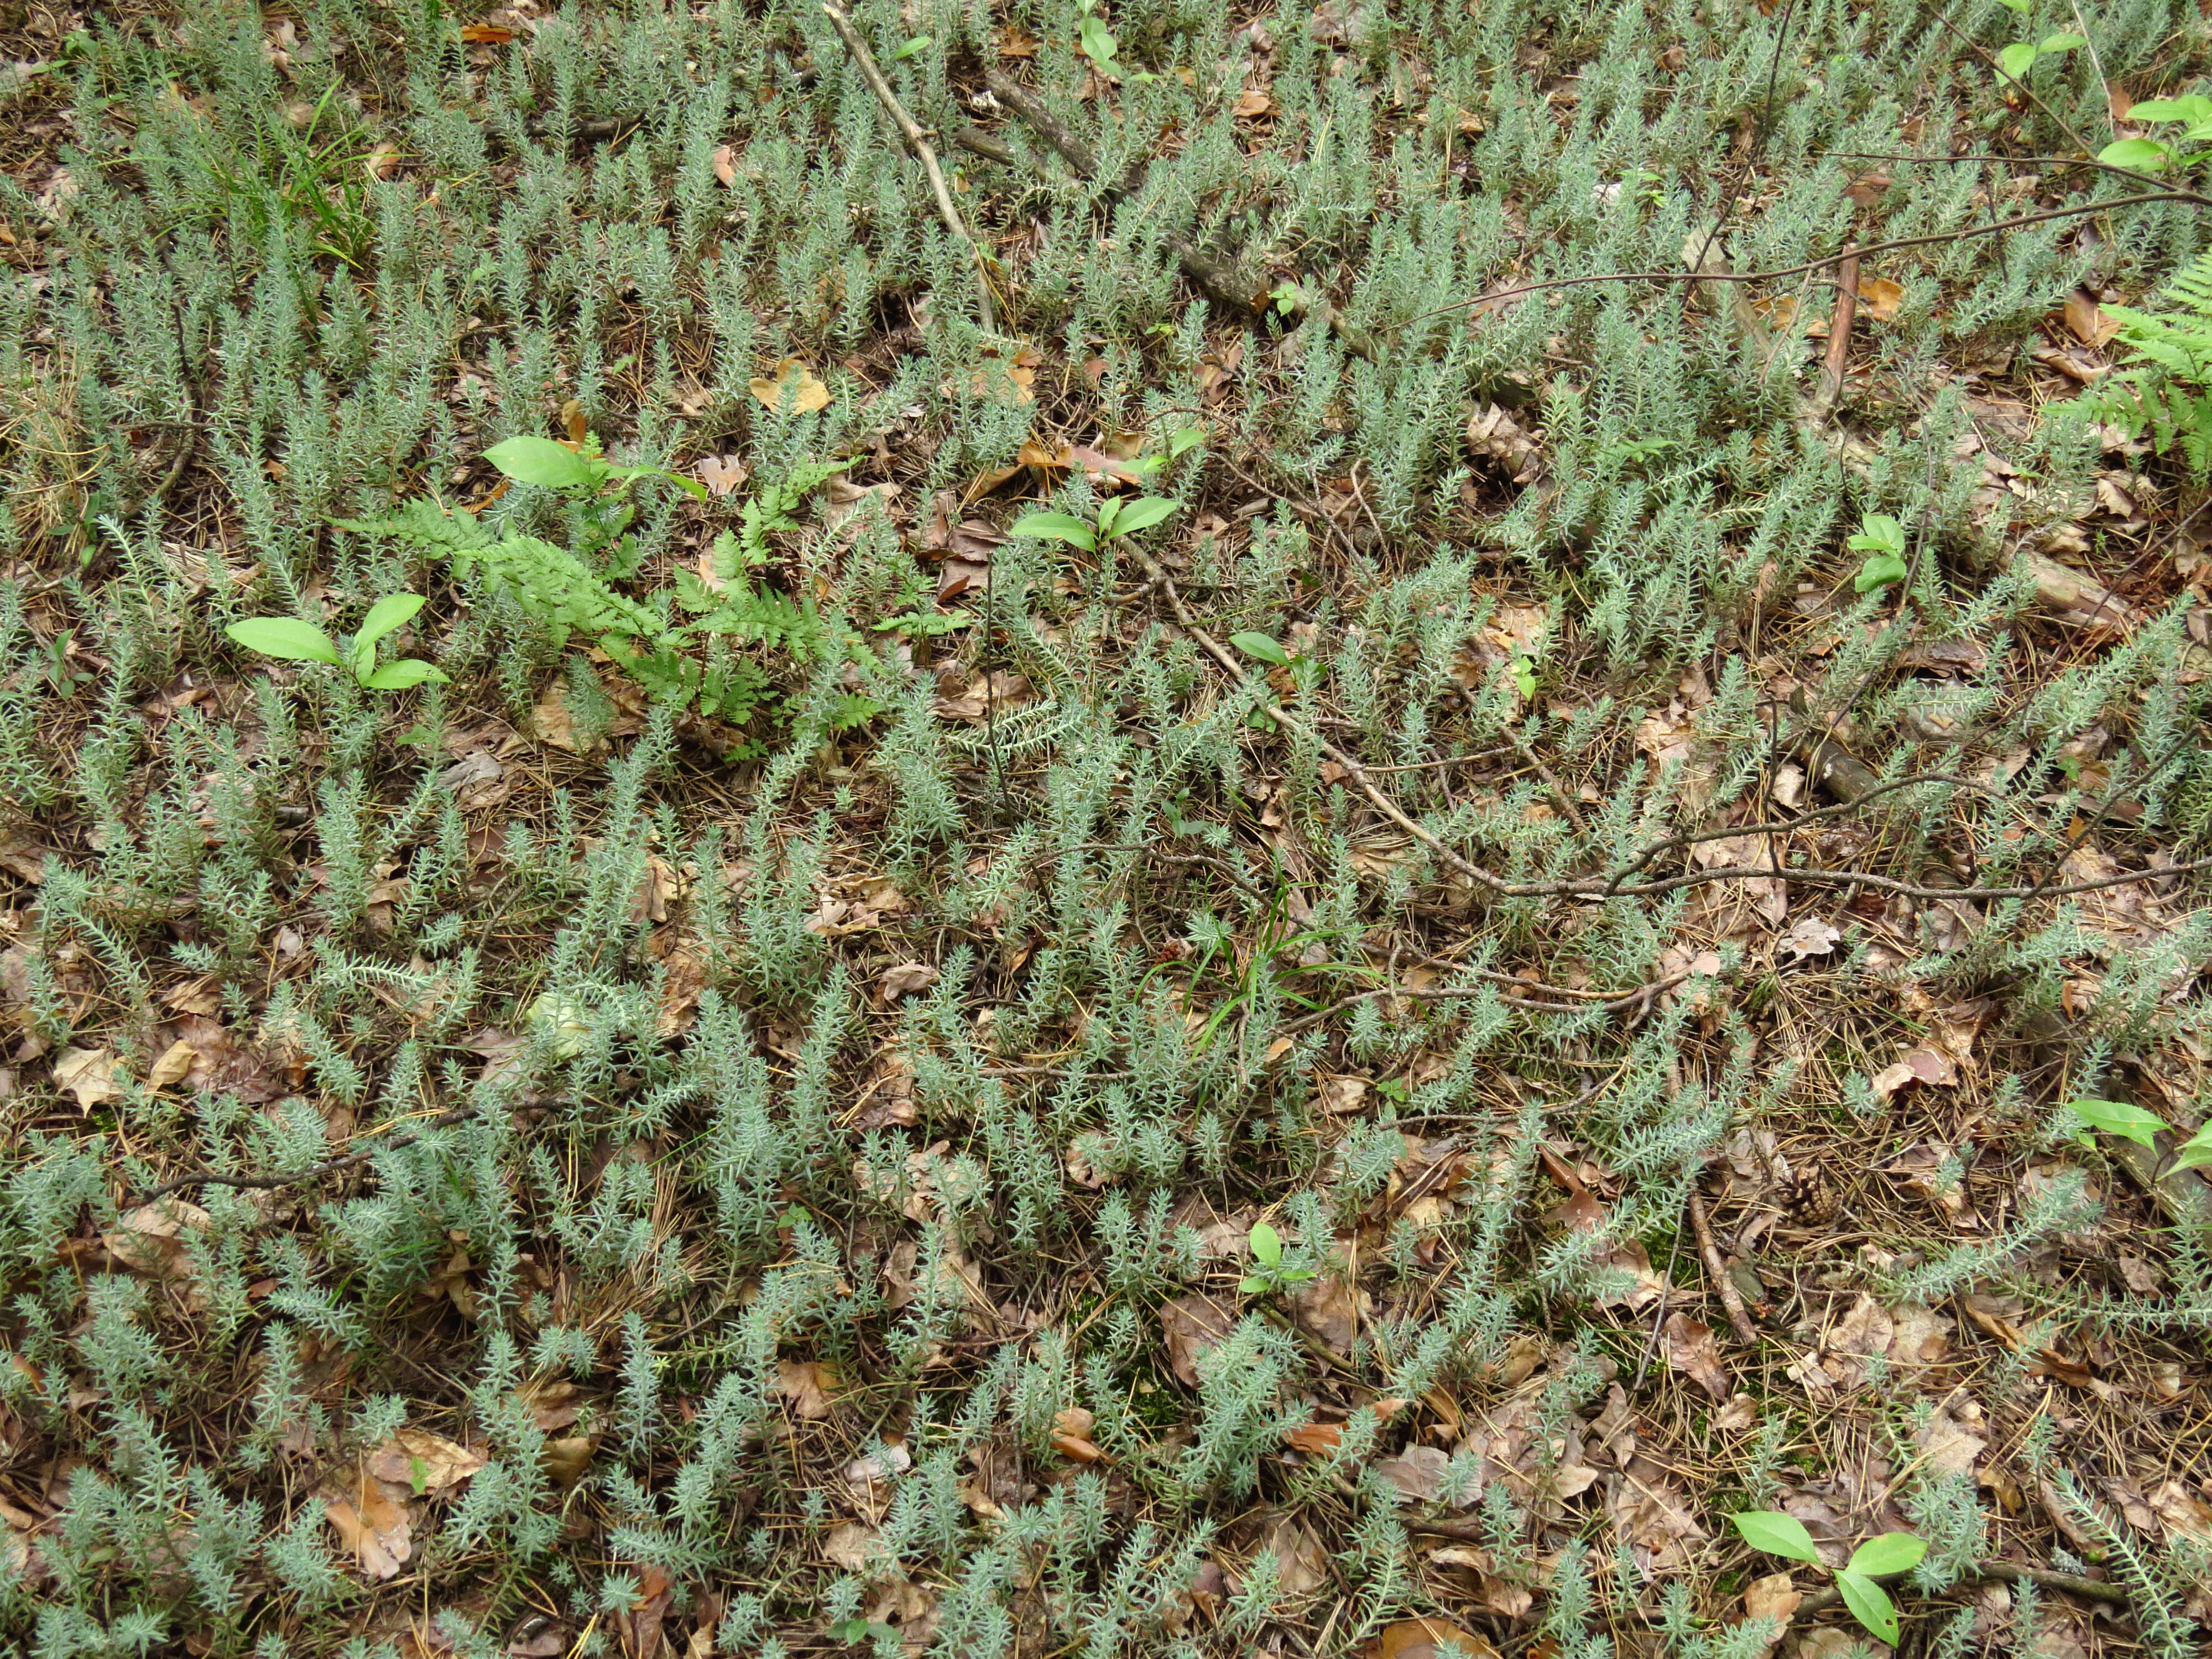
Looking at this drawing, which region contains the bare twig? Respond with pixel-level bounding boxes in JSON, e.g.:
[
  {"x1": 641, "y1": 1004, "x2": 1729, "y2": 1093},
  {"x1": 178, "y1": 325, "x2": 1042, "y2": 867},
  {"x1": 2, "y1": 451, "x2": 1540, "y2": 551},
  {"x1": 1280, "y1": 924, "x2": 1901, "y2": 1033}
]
[
  {"x1": 136, "y1": 1104, "x2": 479, "y2": 1205},
  {"x1": 823, "y1": 5, "x2": 995, "y2": 333},
  {"x1": 1689, "y1": 1187, "x2": 1759, "y2": 1347},
  {"x1": 1814, "y1": 243, "x2": 1860, "y2": 417},
  {"x1": 1410, "y1": 192, "x2": 2203, "y2": 324},
  {"x1": 979, "y1": 67, "x2": 1382, "y2": 362},
  {"x1": 1139, "y1": 549, "x2": 2212, "y2": 907}
]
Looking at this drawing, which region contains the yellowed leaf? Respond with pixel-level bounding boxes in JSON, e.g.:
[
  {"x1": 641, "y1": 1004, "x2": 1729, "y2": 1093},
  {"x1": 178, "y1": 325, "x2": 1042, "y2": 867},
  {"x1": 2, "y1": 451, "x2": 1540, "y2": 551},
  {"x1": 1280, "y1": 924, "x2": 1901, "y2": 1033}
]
[
  {"x1": 146, "y1": 1039, "x2": 198, "y2": 1092},
  {"x1": 367, "y1": 1428, "x2": 487, "y2": 1496},
  {"x1": 748, "y1": 358, "x2": 831, "y2": 414},
  {"x1": 53, "y1": 1047, "x2": 119, "y2": 1112},
  {"x1": 1856, "y1": 275, "x2": 1903, "y2": 321}
]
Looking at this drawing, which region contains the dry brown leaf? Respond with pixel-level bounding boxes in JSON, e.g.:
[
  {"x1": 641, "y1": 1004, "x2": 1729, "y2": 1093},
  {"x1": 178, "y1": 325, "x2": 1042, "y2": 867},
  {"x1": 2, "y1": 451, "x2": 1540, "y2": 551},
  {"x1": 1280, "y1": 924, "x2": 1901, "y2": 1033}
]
[
  {"x1": 823, "y1": 1520, "x2": 883, "y2": 1569},
  {"x1": 1360, "y1": 1616, "x2": 1499, "y2": 1659},
  {"x1": 997, "y1": 23, "x2": 1040, "y2": 56},
  {"x1": 1293, "y1": 1267, "x2": 1362, "y2": 1353},
  {"x1": 1373, "y1": 1444, "x2": 1450, "y2": 1503},
  {"x1": 2064, "y1": 289, "x2": 2121, "y2": 349},
  {"x1": 145, "y1": 1039, "x2": 197, "y2": 1092},
  {"x1": 1662, "y1": 1313, "x2": 1732, "y2": 1402},
  {"x1": 1781, "y1": 916, "x2": 1841, "y2": 959},
  {"x1": 1285, "y1": 1419, "x2": 1343, "y2": 1454},
  {"x1": 542, "y1": 1436, "x2": 596, "y2": 1488},
  {"x1": 748, "y1": 358, "x2": 832, "y2": 414},
  {"x1": 774, "y1": 1358, "x2": 841, "y2": 1421},
  {"x1": 712, "y1": 144, "x2": 737, "y2": 186},
  {"x1": 1606, "y1": 1454, "x2": 1707, "y2": 1570},
  {"x1": 367, "y1": 1429, "x2": 486, "y2": 1496},
  {"x1": 1259, "y1": 1514, "x2": 1328, "y2": 1597},
  {"x1": 459, "y1": 23, "x2": 514, "y2": 43},
  {"x1": 879, "y1": 961, "x2": 940, "y2": 1003},
  {"x1": 1744, "y1": 1572, "x2": 1803, "y2": 1624},
  {"x1": 1233, "y1": 86, "x2": 1275, "y2": 118},
  {"x1": 1870, "y1": 1046, "x2": 1956, "y2": 1098},
  {"x1": 1856, "y1": 276, "x2": 1903, "y2": 321},
  {"x1": 515, "y1": 1379, "x2": 580, "y2": 1432},
  {"x1": 1913, "y1": 1395, "x2": 1986, "y2": 1475},
  {"x1": 2150, "y1": 1479, "x2": 2212, "y2": 1540},
  {"x1": 695, "y1": 453, "x2": 748, "y2": 496},
  {"x1": 1160, "y1": 1293, "x2": 1234, "y2": 1387},
  {"x1": 101, "y1": 1198, "x2": 210, "y2": 1276},
  {"x1": 53, "y1": 1047, "x2": 119, "y2": 1112},
  {"x1": 1318, "y1": 1074, "x2": 1369, "y2": 1115},
  {"x1": 326, "y1": 1472, "x2": 411, "y2": 1580}
]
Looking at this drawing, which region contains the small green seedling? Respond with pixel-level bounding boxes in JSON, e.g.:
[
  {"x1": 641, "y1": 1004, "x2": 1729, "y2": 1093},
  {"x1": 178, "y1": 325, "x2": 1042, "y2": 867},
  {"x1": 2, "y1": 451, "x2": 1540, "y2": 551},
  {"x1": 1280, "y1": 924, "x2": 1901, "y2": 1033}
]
[
  {"x1": 892, "y1": 34, "x2": 932, "y2": 58},
  {"x1": 2065, "y1": 1097, "x2": 2212, "y2": 1172},
  {"x1": 1229, "y1": 632, "x2": 1292, "y2": 667},
  {"x1": 1848, "y1": 512, "x2": 1910, "y2": 594},
  {"x1": 226, "y1": 593, "x2": 449, "y2": 691},
  {"x1": 1730, "y1": 1513, "x2": 1927, "y2": 1646},
  {"x1": 1994, "y1": 30, "x2": 2081, "y2": 83},
  {"x1": 2098, "y1": 95, "x2": 2212, "y2": 174},
  {"x1": 1238, "y1": 1221, "x2": 1317, "y2": 1297},
  {"x1": 1010, "y1": 494, "x2": 1181, "y2": 554},
  {"x1": 485, "y1": 432, "x2": 707, "y2": 578},
  {"x1": 484, "y1": 434, "x2": 706, "y2": 502}
]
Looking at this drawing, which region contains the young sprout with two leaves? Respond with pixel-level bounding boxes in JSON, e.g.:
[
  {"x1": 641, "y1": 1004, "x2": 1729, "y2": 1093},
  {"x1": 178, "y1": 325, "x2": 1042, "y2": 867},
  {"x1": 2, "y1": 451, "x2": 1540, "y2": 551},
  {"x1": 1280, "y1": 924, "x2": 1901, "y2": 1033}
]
[
  {"x1": 2064, "y1": 1097, "x2": 2212, "y2": 1175},
  {"x1": 1239, "y1": 1222, "x2": 1317, "y2": 1298},
  {"x1": 1988, "y1": 0, "x2": 2081, "y2": 87},
  {"x1": 225, "y1": 594, "x2": 449, "y2": 691},
  {"x1": 1848, "y1": 513, "x2": 1910, "y2": 594},
  {"x1": 1731, "y1": 1512, "x2": 1926, "y2": 1645},
  {"x1": 2098, "y1": 94, "x2": 2212, "y2": 174},
  {"x1": 482, "y1": 433, "x2": 706, "y2": 577},
  {"x1": 1010, "y1": 492, "x2": 1181, "y2": 553}
]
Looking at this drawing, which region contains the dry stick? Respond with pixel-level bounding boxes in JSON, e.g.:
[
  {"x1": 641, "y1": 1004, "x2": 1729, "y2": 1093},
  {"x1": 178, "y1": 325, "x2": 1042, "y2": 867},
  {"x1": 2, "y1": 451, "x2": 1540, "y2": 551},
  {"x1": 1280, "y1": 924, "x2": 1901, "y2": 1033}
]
[
  {"x1": 1825, "y1": 149, "x2": 2212, "y2": 204},
  {"x1": 977, "y1": 68, "x2": 1383, "y2": 364},
  {"x1": 136, "y1": 1104, "x2": 479, "y2": 1206},
  {"x1": 1407, "y1": 191, "x2": 2202, "y2": 324},
  {"x1": 822, "y1": 5, "x2": 995, "y2": 334},
  {"x1": 1687, "y1": 1186, "x2": 1759, "y2": 1347},
  {"x1": 1813, "y1": 243, "x2": 1860, "y2": 418},
  {"x1": 1134, "y1": 551, "x2": 1511, "y2": 895},
  {"x1": 1770, "y1": 1561, "x2": 2130, "y2": 1636},
  {"x1": 1138, "y1": 549, "x2": 2212, "y2": 907}
]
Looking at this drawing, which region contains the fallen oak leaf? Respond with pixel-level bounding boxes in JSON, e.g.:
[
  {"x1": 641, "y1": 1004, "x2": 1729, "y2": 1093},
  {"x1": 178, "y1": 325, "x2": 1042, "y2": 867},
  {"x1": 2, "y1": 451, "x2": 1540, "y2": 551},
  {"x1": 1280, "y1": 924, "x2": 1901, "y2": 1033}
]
[{"x1": 748, "y1": 358, "x2": 832, "y2": 414}]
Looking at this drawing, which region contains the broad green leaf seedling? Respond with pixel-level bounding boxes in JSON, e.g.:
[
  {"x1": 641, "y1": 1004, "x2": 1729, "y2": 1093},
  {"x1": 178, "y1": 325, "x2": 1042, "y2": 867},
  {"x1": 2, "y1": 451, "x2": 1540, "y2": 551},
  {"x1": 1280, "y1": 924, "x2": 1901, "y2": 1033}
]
[
  {"x1": 226, "y1": 593, "x2": 449, "y2": 691},
  {"x1": 1011, "y1": 493, "x2": 1182, "y2": 554},
  {"x1": 1730, "y1": 1513, "x2": 1927, "y2": 1646},
  {"x1": 2097, "y1": 95, "x2": 2212, "y2": 174},
  {"x1": 1848, "y1": 513, "x2": 1910, "y2": 593},
  {"x1": 2065, "y1": 1097, "x2": 2212, "y2": 1173},
  {"x1": 1238, "y1": 1222, "x2": 1317, "y2": 1297}
]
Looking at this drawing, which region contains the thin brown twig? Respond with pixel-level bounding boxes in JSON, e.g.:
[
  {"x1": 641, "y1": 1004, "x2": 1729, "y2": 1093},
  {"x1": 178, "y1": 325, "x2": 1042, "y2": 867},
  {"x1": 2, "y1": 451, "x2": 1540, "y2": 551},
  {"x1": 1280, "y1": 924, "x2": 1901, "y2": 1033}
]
[
  {"x1": 135, "y1": 1104, "x2": 479, "y2": 1206},
  {"x1": 1408, "y1": 192, "x2": 2202, "y2": 325},
  {"x1": 823, "y1": 5, "x2": 995, "y2": 333},
  {"x1": 1688, "y1": 1186, "x2": 1759, "y2": 1347},
  {"x1": 1135, "y1": 550, "x2": 2212, "y2": 907}
]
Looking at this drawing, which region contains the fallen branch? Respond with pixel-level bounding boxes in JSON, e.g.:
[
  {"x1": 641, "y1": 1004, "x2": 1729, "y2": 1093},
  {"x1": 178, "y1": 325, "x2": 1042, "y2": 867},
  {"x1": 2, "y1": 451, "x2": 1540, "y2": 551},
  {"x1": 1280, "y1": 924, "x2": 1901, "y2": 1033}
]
[
  {"x1": 1125, "y1": 561, "x2": 2212, "y2": 907},
  {"x1": 1411, "y1": 191, "x2": 2203, "y2": 324},
  {"x1": 824, "y1": 5, "x2": 995, "y2": 333},
  {"x1": 135, "y1": 1104, "x2": 479, "y2": 1206},
  {"x1": 1689, "y1": 1187, "x2": 1759, "y2": 1347},
  {"x1": 974, "y1": 69, "x2": 1381, "y2": 363}
]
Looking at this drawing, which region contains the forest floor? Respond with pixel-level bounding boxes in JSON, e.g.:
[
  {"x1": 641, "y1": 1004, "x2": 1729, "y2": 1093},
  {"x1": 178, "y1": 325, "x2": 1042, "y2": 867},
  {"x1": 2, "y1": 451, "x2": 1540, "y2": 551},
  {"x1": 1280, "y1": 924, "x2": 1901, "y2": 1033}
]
[{"x1": 2, "y1": 2, "x2": 2211, "y2": 1658}]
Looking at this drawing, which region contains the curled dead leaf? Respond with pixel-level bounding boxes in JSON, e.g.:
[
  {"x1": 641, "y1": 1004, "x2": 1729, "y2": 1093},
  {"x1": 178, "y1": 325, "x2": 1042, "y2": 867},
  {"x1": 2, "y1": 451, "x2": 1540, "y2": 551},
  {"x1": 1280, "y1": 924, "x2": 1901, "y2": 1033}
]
[{"x1": 748, "y1": 358, "x2": 832, "y2": 414}]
